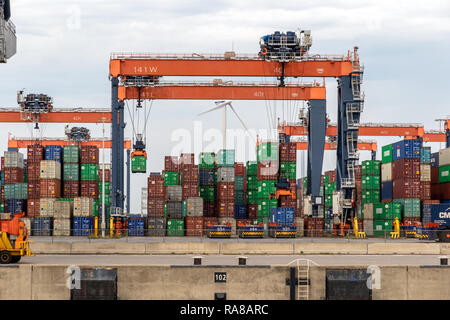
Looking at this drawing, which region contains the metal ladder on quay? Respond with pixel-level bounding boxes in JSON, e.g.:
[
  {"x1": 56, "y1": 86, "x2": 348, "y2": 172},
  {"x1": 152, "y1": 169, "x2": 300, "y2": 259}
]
[{"x1": 288, "y1": 259, "x2": 320, "y2": 300}]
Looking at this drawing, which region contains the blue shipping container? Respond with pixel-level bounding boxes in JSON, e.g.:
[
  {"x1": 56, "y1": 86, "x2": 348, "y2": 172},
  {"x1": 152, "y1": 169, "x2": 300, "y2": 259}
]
[
  {"x1": 381, "y1": 181, "x2": 393, "y2": 201},
  {"x1": 420, "y1": 147, "x2": 431, "y2": 164},
  {"x1": 392, "y1": 139, "x2": 421, "y2": 161},
  {"x1": 6, "y1": 199, "x2": 25, "y2": 214},
  {"x1": 32, "y1": 217, "x2": 53, "y2": 236},
  {"x1": 269, "y1": 207, "x2": 294, "y2": 226},
  {"x1": 45, "y1": 145, "x2": 63, "y2": 162},
  {"x1": 430, "y1": 152, "x2": 439, "y2": 168},
  {"x1": 423, "y1": 204, "x2": 450, "y2": 227},
  {"x1": 128, "y1": 217, "x2": 145, "y2": 236},
  {"x1": 73, "y1": 217, "x2": 94, "y2": 236},
  {"x1": 198, "y1": 169, "x2": 215, "y2": 186},
  {"x1": 234, "y1": 205, "x2": 247, "y2": 219}
]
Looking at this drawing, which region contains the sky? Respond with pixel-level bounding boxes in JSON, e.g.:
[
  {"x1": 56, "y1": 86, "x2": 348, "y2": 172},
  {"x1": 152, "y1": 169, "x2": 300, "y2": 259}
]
[{"x1": 1, "y1": 0, "x2": 450, "y2": 213}]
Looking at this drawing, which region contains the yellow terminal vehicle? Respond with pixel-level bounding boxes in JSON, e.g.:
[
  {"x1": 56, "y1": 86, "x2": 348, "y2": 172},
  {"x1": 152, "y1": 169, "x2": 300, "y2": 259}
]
[{"x1": 0, "y1": 212, "x2": 33, "y2": 264}]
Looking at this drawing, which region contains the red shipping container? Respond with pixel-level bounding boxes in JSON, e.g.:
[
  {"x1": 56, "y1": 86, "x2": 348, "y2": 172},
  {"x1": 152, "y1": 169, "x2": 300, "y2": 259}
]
[
  {"x1": 148, "y1": 175, "x2": 165, "y2": 198},
  {"x1": 247, "y1": 204, "x2": 258, "y2": 219},
  {"x1": 63, "y1": 181, "x2": 80, "y2": 198},
  {"x1": 147, "y1": 198, "x2": 165, "y2": 216},
  {"x1": 325, "y1": 170, "x2": 336, "y2": 183},
  {"x1": 288, "y1": 143, "x2": 297, "y2": 162},
  {"x1": 4, "y1": 167, "x2": 24, "y2": 184},
  {"x1": 392, "y1": 179, "x2": 421, "y2": 199},
  {"x1": 185, "y1": 217, "x2": 204, "y2": 236},
  {"x1": 423, "y1": 200, "x2": 440, "y2": 205},
  {"x1": 257, "y1": 162, "x2": 278, "y2": 180},
  {"x1": 164, "y1": 156, "x2": 180, "y2": 171},
  {"x1": 1, "y1": 157, "x2": 4, "y2": 170},
  {"x1": 27, "y1": 199, "x2": 40, "y2": 217},
  {"x1": 392, "y1": 159, "x2": 421, "y2": 180},
  {"x1": 182, "y1": 183, "x2": 198, "y2": 199},
  {"x1": 180, "y1": 153, "x2": 195, "y2": 165},
  {"x1": 234, "y1": 162, "x2": 245, "y2": 176},
  {"x1": 217, "y1": 182, "x2": 235, "y2": 200},
  {"x1": 203, "y1": 202, "x2": 216, "y2": 217},
  {"x1": 217, "y1": 200, "x2": 234, "y2": 217},
  {"x1": 28, "y1": 181, "x2": 40, "y2": 199},
  {"x1": 80, "y1": 181, "x2": 99, "y2": 199},
  {"x1": 355, "y1": 165, "x2": 362, "y2": 180},
  {"x1": 40, "y1": 179, "x2": 61, "y2": 198},
  {"x1": 279, "y1": 143, "x2": 289, "y2": 162},
  {"x1": 203, "y1": 217, "x2": 218, "y2": 229},
  {"x1": 99, "y1": 169, "x2": 111, "y2": 182},
  {"x1": 181, "y1": 165, "x2": 198, "y2": 183},
  {"x1": 433, "y1": 182, "x2": 450, "y2": 200},
  {"x1": 81, "y1": 146, "x2": 99, "y2": 164},
  {"x1": 27, "y1": 163, "x2": 40, "y2": 181},
  {"x1": 27, "y1": 144, "x2": 44, "y2": 163},
  {"x1": 420, "y1": 182, "x2": 431, "y2": 201},
  {"x1": 431, "y1": 167, "x2": 440, "y2": 184},
  {"x1": 304, "y1": 217, "x2": 324, "y2": 237}
]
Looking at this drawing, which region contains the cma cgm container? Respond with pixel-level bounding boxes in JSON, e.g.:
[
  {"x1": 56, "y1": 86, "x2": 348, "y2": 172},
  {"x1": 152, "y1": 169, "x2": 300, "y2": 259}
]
[
  {"x1": 392, "y1": 139, "x2": 421, "y2": 161},
  {"x1": 422, "y1": 204, "x2": 450, "y2": 227}
]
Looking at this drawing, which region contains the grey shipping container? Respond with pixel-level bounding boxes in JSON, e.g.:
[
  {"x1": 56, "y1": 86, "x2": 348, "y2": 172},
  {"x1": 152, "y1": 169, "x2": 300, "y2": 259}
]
[
  {"x1": 295, "y1": 217, "x2": 304, "y2": 238},
  {"x1": 4, "y1": 151, "x2": 24, "y2": 168},
  {"x1": 53, "y1": 218, "x2": 71, "y2": 236},
  {"x1": 217, "y1": 167, "x2": 235, "y2": 183},
  {"x1": 166, "y1": 201, "x2": 183, "y2": 219},
  {"x1": 363, "y1": 219, "x2": 374, "y2": 236},
  {"x1": 166, "y1": 185, "x2": 182, "y2": 202},
  {"x1": 185, "y1": 197, "x2": 204, "y2": 217},
  {"x1": 54, "y1": 200, "x2": 72, "y2": 219},
  {"x1": 73, "y1": 197, "x2": 93, "y2": 217},
  {"x1": 147, "y1": 217, "x2": 166, "y2": 236},
  {"x1": 40, "y1": 198, "x2": 56, "y2": 217}
]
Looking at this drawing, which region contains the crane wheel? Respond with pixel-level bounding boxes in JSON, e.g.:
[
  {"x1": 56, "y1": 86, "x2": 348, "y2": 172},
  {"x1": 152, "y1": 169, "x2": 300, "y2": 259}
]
[
  {"x1": 0, "y1": 251, "x2": 12, "y2": 264},
  {"x1": 10, "y1": 256, "x2": 21, "y2": 264}
]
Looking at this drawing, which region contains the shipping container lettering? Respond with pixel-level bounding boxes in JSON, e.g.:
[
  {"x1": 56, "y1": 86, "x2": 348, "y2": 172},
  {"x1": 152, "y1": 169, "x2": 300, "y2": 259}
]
[{"x1": 134, "y1": 66, "x2": 158, "y2": 73}]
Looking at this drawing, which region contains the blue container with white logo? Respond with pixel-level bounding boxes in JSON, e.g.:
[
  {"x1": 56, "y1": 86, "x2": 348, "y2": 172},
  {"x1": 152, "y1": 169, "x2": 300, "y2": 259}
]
[
  {"x1": 270, "y1": 207, "x2": 295, "y2": 226},
  {"x1": 423, "y1": 204, "x2": 450, "y2": 227},
  {"x1": 234, "y1": 205, "x2": 247, "y2": 219},
  {"x1": 6, "y1": 199, "x2": 25, "y2": 214},
  {"x1": 392, "y1": 139, "x2": 421, "y2": 161},
  {"x1": 128, "y1": 217, "x2": 145, "y2": 236},
  {"x1": 45, "y1": 145, "x2": 63, "y2": 163}
]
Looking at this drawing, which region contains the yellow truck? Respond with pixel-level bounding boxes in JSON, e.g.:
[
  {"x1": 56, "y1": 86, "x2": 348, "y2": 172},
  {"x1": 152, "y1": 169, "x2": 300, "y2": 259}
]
[{"x1": 0, "y1": 212, "x2": 33, "y2": 264}]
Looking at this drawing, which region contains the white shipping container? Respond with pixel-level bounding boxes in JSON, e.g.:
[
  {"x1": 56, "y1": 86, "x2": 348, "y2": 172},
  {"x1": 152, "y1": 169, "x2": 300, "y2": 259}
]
[
  {"x1": 363, "y1": 203, "x2": 374, "y2": 220},
  {"x1": 295, "y1": 217, "x2": 304, "y2": 238},
  {"x1": 40, "y1": 160, "x2": 61, "y2": 180},
  {"x1": 53, "y1": 218, "x2": 71, "y2": 236},
  {"x1": 100, "y1": 163, "x2": 112, "y2": 170},
  {"x1": 4, "y1": 151, "x2": 24, "y2": 168},
  {"x1": 381, "y1": 162, "x2": 392, "y2": 182},
  {"x1": 303, "y1": 196, "x2": 312, "y2": 216},
  {"x1": 73, "y1": 197, "x2": 93, "y2": 217},
  {"x1": 40, "y1": 198, "x2": 56, "y2": 217},
  {"x1": 363, "y1": 219, "x2": 374, "y2": 236},
  {"x1": 420, "y1": 164, "x2": 431, "y2": 182},
  {"x1": 439, "y1": 148, "x2": 450, "y2": 166},
  {"x1": 332, "y1": 191, "x2": 342, "y2": 216},
  {"x1": 54, "y1": 201, "x2": 72, "y2": 219}
]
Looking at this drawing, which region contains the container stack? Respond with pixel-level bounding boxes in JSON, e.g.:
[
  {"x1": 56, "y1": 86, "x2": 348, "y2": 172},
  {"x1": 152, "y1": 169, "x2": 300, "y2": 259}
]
[
  {"x1": 198, "y1": 153, "x2": 215, "y2": 217},
  {"x1": 436, "y1": 148, "x2": 450, "y2": 201},
  {"x1": 420, "y1": 147, "x2": 432, "y2": 201},
  {"x1": 323, "y1": 170, "x2": 336, "y2": 231},
  {"x1": 4, "y1": 151, "x2": 26, "y2": 217},
  {"x1": 361, "y1": 160, "x2": 382, "y2": 235},
  {"x1": 73, "y1": 197, "x2": 94, "y2": 236},
  {"x1": 278, "y1": 142, "x2": 298, "y2": 217},
  {"x1": 180, "y1": 153, "x2": 202, "y2": 236},
  {"x1": 63, "y1": 145, "x2": 80, "y2": 199},
  {"x1": 392, "y1": 139, "x2": 422, "y2": 225},
  {"x1": 147, "y1": 173, "x2": 165, "y2": 236},
  {"x1": 256, "y1": 142, "x2": 278, "y2": 229},
  {"x1": 80, "y1": 146, "x2": 99, "y2": 202},
  {"x1": 234, "y1": 162, "x2": 246, "y2": 220},
  {"x1": 99, "y1": 163, "x2": 111, "y2": 220},
  {"x1": 53, "y1": 199, "x2": 72, "y2": 236},
  {"x1": 27, "y1": 144, "x2": 43, "y2": 217},
  {"x1": 164, "y1": 155, "x2": 183, "y2": 236},
  {"x1": 246, "y1": 161, "x2": 258, "y2": 219}
]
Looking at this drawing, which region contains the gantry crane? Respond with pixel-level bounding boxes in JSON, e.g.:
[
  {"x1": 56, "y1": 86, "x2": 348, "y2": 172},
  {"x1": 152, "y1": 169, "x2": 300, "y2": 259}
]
[{"x1": 109, "y1": 30, "x2": 363, "y2": 219}]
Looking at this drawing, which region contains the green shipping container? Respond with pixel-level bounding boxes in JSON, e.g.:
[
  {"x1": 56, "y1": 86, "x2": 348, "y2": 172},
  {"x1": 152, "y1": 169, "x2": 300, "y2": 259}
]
[
  {"x1": 257, "y1": 199, "x2": 277, "y2": 217},
  {"x1": 257, "y1": 142, "x2": 279, "y2": 162},
  {"x1": 235, "y1": 191, "x2": 245, "y2": 205},
  {"x1": 361, "y1": 175, "x2": 381, "y2": 190},
  {"x1": 323, "y1": 175, "x2": 329, "y2": 185},
  {"x1": 280, "y1": 162, "x2": 296, "y2": 180},
  {"x1": 63, "y1": 163, "x2": 79, "y2": 181},
  {"x1": 246, "y1": 161, "x2": 258, "y2": 176},
  {"x1": 0, "y1": 203, "x2": 4, "y2": 213},
  {"x1": 199, "y1": 186, "x2": 215, "y2": 202},
  {"x1": 373, "y1": 220, "x2": 393, "y2": 237},
  {"x1": 381, "y1": 144, "x2": 393, "y2": 164},
  {"x1": 393, "y1": 198, "x2": 420, "y2": 218},
  {"x1": 63, "y1": 146, "x2": 79, "y2": 163},
  {"x1": 99, "y1": 182, "x2": 111, "y2": 194},
  {"x1": 167, "y1": 219, "x2": 184, "y2": 236},
  {"x1": 361, "y1": 160, "x2": 381, "y2": 176},
  {"x1": 199, "y1": 152, "x2": 215, "y2": 169},
  {"x1": 439, "y1": 165, "x2": 450, "y2": 183},
  {"x1": 131, "y1": 155, "x2": 146, "y2": 173},
  {"x1": 234, "y1": 176, "x2": 244, "y2": 191},
  {"x1": 257, "y1": 180, "x2": 276, "y2": 199},
  {"x1": 383, "y1": 202, "x2": 402, "y2": 220},
  {"x1": 4, "y1": 184, "x2": 14, "y2": 200},
  {"x1": 81, "y1": 164, "x2": 99, "y2": 181},
  {"x1": 13, "y1": 183, "x2": 28, "y2": 200},
  {"x1": 164, "y1": 171, "x2": 179, "y2": 186},
  {"x1": 246, "y1": 190, "x2": 258, "y2": 204},
  {"x1": 23, "y1": 174, "x2": 28, "y2": 183},
  {"x1": 370, "y1": 203, "x2": 385, "y2": 220},
  {"x1": 361, "y1": 190, "x2": 380, "y2": 204},
  {"x1": 216, "y1": 149, "x2": 235, "y2": 167},
  {"x1": 246, "y1": 175, "x2": 258, "y2": 190},
  {"x1": 324, "y1": 194, "x2": 332, "y2": 207},
  {"x1": 324, "y1": 182, "x2": 336, "y2": 195}
]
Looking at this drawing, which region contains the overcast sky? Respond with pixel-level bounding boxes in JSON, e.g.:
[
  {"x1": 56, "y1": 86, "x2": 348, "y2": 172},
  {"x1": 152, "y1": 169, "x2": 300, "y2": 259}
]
[{"x1": 1, "y1": 1, "x2": 450, "y2": 213}]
